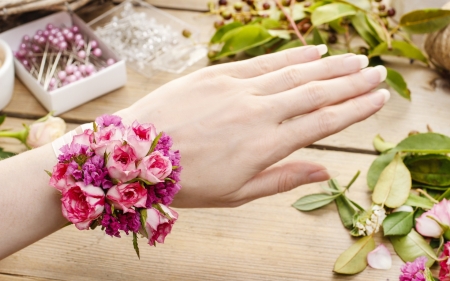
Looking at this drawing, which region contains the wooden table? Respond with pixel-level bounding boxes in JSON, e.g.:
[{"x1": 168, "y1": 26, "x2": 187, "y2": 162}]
[{"x1": 1, "y1": 1, "x2": 449, "y2": 280}]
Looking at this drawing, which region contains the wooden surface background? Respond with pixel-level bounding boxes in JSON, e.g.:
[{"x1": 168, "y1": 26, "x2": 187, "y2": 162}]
[{"x1": 1, "y1": 1, "x2": 449, "y2": 280}]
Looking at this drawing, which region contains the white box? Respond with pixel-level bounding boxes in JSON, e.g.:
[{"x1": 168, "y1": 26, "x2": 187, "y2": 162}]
[{"x1": 0, "y1": 12, "x2": 127, "y2": 115}]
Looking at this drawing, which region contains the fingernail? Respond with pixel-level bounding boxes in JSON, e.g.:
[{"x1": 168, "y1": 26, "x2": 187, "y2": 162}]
[
  {"x1": 369, "y1": 89, "x2": 391, "y2": 106},
  {"x1": 308, "y1": 169, "x2": 339, "y2": 183},
  {"x1": 344, "y1": 55, "x2": 369, "y2": 71},
  {"x1": 362, "y1": 65, "x2": 387, "y2": 84},
  {"x1": 316, "y1": 44, "x2": 328, "y2": 56}
]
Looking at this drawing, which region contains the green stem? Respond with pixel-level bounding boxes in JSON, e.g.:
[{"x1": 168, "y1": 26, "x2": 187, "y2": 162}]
[
  {"x1": 0, "y1": 128, "x2": 30, "y2": 149},
  {"x1": 344, "y1": 170, "x2": 361, "y2": 191},
  {"x1": 417, "y1": 189, "x2": 439, "y2": 204}
]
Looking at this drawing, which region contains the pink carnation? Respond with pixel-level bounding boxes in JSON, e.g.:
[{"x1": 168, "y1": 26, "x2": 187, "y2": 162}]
[
  {"x1": 416, "y1": 199, "x2": 450, "y2": 238},
  {"x1": 61, "y1": 182, "x2": 105, "y2": 230},
  {"x1": 106, "y1": 143, "x2": 140, "y2": 183},
  {"x1": 71, "y1": 129, "x2": 93, "y2": 147},
  {"x1": 143, "y1": 204, "x2": 178, "y2": 245},
  {"x1": 440, "y1": 242, "x2": 450, "y2": 281},
  {"x1": 49, "y1": 163, "x2": 75, "y2": 191},
  {"x1": 399, "y1": 256, "x2": 427, "y2": 281},
  {"x1": 95, "y1": 114, "x2": 123, "y2": 129},
  {"x1": 126, "y1": 121, "x2": 156, "y2": 159},
  {"x1": 138, "y1": 151, "x2": 172, "y2": 183},
  {"x1": 106, "y1": 182, "x2": 147, "y2": 213}
]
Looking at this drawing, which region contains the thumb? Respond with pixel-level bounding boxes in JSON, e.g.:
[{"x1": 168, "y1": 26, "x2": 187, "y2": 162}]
[{"x1": 239, "y1": 161, "x2": 332, "y2": 204}]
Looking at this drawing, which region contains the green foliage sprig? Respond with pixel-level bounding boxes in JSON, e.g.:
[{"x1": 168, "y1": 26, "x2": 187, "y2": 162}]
[{"x1": 207, "y1": 0, "x2": 450, "y2": 100}]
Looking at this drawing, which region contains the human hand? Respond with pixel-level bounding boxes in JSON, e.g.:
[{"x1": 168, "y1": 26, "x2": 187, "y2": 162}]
[{"x1": 117, "y1": 45, "x2": 388, "y2": 208}]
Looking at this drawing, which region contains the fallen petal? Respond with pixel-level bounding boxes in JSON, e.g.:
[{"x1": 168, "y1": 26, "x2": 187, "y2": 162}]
[{"x1": 367, "y1": 244, "x2": 392, "y2": 270}]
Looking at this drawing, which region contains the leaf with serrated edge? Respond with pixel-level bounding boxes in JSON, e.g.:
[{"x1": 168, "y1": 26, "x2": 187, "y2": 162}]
[
  {"x1": 383, "y1": 211, "x2": 414, "y2": 236},
  {"x1": 372, "y1": 153, "x2": 411, "y2": 208},
  {"x1": 390, "y1": 229, "x2": 437, "y2": 267},
  {"x1": 333, "y1": 236, "x2": 375, "y2": 274},
  {"x1": 292, "y1": 193, "x2": 339, "y2": 211}
]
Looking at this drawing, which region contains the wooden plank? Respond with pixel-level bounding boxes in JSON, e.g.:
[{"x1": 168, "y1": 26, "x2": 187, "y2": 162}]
[
  {"x1": 0, "y1": 149, "x2": 408, "y2": 280},
  {"x1": 146, "y1": 0, "x2": 209, "y2": 11}
]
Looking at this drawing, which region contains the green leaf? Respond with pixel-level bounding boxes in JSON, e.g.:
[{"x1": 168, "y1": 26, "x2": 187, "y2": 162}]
[
  {"x1": 275, "y1": 39, "x2": 304, "y2": 52},
  {"x1": 329, "y1": 18, "x2": 346, "y2": 34},
  {"x1": 140, "y1": 208, "x2": 148, "y2": 238},
  {"x1": 341, "y1": 0, "x2": 371, "y2": 11},
  {"x1": 312, "y1": 28, "x2": 330, "y2": 57},
  {"x1": 373, "y1": 134, "x2": 396, "y2": 153},
  {"x1": 212, "y1": 25, "x2": 274, "y2": 60},
  {"x1": 438, "y1": 188, "x2": 450, "y2": 201},
  {"x1": 133, "y1": 232, "x2": 140, "y2": 259},
  {"x1": 268, "y1": 30, "x2": 291, "y2": 40},
  {"x1": 335, "y1": 195, "x2": 357, "y2": 229},
  {"x1": 147, "y1": 132, "x2": 163, "y2": 155},
  {"x1": 292, "y1": 4, "x2": 306, "y2": 21},
  {"x1": 386, "y1": 68, "x2": 411, "y2": 100},
  {"x1": 0, "y1": 147, "x2": 16, "y2": 160},
  {"x1": 304, "y1": 1, "x2": 331, "y2": 13},
  {"x1": 396, "y1": 133, "x2": 450, "y2": 154},
  {"x1": 246, "y1": 38, "x2": 284, "y2": 56},
  {"x1": 260, "y1": 18, "x2": 281, "y2": 29},
  {"x1": 333, "y1": 236, "x2": 375, "y2": 274},
  {"x1": 210, "y1": 21, "x2": 244, "y2": 44},
  {"x1": 400, "y1": 9, "x2": 450, "y2": 34},
  {"x1": 45, "y1": 170, "x2": 52, "y2": 177},
  {"x1": 390, "y1": 229, "x2": 437, "y2": 267},
  {"x1": 405, "y1": 155, "x2": 450, "y2": 186},
  {"x1": 292, "y1": 193, "x2": 339, "y2": 211},
  {"x1": 366, "y1": 16, "x2": 386, "y2": 42},
  {"x1": 0, "y1": 115, "x2": 5, "y2": 126},
  {"x1": 405, "y1": 193, "x2": 435, "y2": 210},
  {"x1": 351, "y1": 12, "x2": 379, "y2": 48},
  {"x1": 367, "y1": 150, "x2": 397, "y2": 190},
  {"x1": 382, "y1": 211, "x2": 414, "y2": 236},
  {"x1": 372, "y1": 153, "x2": 412, "y2": 208},
  {"x1": 311, "y1": 3, "x2": 356, "y2": 26},
  {"x1": 370, "y1": 41, "x2": 428, "y2": 64}
]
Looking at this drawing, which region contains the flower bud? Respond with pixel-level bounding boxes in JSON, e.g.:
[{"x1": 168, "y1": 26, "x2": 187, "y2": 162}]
[{"x1": 27, "y1": 114, "x2": 66, "y2": 148}]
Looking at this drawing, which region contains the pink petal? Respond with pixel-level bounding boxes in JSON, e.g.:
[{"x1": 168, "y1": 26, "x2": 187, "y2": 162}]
[
  {"x1": 416, "y1": 214, "x2": 443, "y2": 238},
  {"x1": 367, "y1": 244, "x2": 392, "y2": 270}
]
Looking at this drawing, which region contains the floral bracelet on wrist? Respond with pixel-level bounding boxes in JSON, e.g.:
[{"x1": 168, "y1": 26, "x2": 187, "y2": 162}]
[{"x1": 48, "y1": 114, "x2": 181, "y2": 258}]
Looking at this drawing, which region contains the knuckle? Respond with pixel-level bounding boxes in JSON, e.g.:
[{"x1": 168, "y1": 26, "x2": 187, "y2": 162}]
[
  {"x1": 282, "y1": 67, "x2": 303, "y2": 89},
  {"x1": 321, "y1": 58, "x2": 333, "y2": 75},
  {"x1": 304, "y1": 82, "x2": 327, "y2": 108},
  {"x1": 349, "y1": 98, "x2": 365, "y2": 120},
  {"x1": 317, "y1": 109, "x2": 338, "y2": 137},
  {"x1": 253, "y1": 57, "x2": 273, "y2": 74}
]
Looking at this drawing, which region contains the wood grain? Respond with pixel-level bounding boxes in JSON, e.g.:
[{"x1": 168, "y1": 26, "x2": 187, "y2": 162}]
[{"x1": 0, "y1": 149, "x2": 407, "y2": 281}]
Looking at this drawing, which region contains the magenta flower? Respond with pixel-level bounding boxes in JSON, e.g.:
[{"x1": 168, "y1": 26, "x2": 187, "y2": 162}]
[
  {"x1": 399, "y1": 256, "x2": 427, "y2": 281},
  {"x1": 440, "y1": 242, "x2": 450, "y2": 281},
  {"x1": 137, "y1": 151, "x2": 172, "y2": 183},
  {"x1": 106, "y1": 182, "x2": 147, "y2": 213},
  {"x1": 143, "y1": 204, "x2": 178, "y2": 246},
  {"x1": 95, "y1": 114, "x2": 123, "y2": 129},
  {"x1": 106, "y1": 143, "x2": 140, "y2": 183},
  {"x1": 416, "y1": 199, "x2": 450, "y2": 239},
  {"x1": 126, "y1": 121, "x2": 156, "y2": 159}
]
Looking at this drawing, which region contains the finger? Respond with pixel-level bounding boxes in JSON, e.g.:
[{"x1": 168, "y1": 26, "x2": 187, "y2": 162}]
[
  {"x1": 268, "y1": 65, "x2": 387, "y2": 121},
  {"x1": 236, "y1": 161, "x2": 331, "y2": 204},
  {"x1": 247, "y1": 54, "x2": 369, "y2": 95},
  {"x1": 215, "y1": 45, "x2": 328, "y2": 79},
  {"x1": 279, "y1": 89, "x2": 391, "y2": 151}
]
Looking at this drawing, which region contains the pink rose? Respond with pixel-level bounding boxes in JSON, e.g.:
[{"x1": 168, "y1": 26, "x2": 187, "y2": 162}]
[
  {"x1": 126, "y1": 121, "x2": 156, "y2": 159},
  {"x1": 143, "y1": 204, "x2": 178, "y2": 245},
  {"x1": 92, "y1": 126, "x2": 124, "y2": 156},
  {"x1": 106, "y1": 182, "x2": 147, "y2": 213},
  {"x1": 137, "y1": 151, "x2": 172, "y2": 183},
  {"x1": 439, "y1": 242, "x2": 450, "y2": 281},
  {"x1": 106, "y1": 143, "x2": 140, "y2": 182},
  {"x1": 61, "y1": 182, "x2": 105, "y2": 230},
  {"x1": 49, "y1": 163, "x2": 76, "y2": 192},
  {"x1": 71, "y1": 129, "x2": 93, "y2": 147},
  {"x1": 416, "y1": 199, "x2": 450, "y2": 238}
]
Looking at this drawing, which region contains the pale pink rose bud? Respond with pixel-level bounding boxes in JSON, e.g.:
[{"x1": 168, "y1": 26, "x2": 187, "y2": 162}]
[
  {"x1": 143, "y1": 204, "x2": 178, "y2": 245},
  {"x1": 106, "y1": 143, "x2": 140, "y2": 183},
  {"x1": 416, "y1": 199, "x2": 450, "y2": 238},
  {"x1": 137, "y1": 151, "x2": 172, "y2": 183},
  {"x1": 91, "y1": 126, "x2": 124, "y2": 156},
  {"x1": 27, "y1": 115, "x2": 66, "y2": 148},
  {"x1": 61, "y1": 182, "x2": 105, "y2": 230},
  {"x1": 106, "y1": 182, "x2": 147, "y2": 213},
  {"x1": 126, "y1": 121, "x2": 156, "y2": 159},
  {"x1": 49, "y1": 163, "x2": 75, "y2": 192}
]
